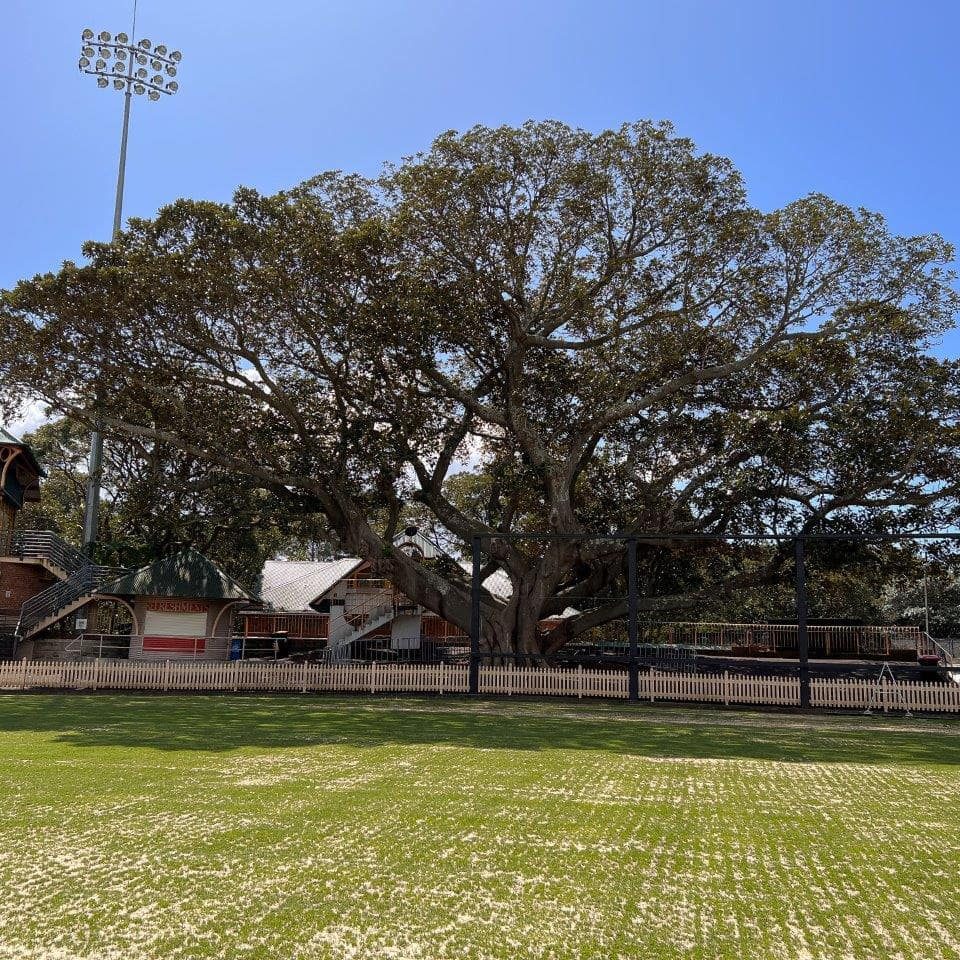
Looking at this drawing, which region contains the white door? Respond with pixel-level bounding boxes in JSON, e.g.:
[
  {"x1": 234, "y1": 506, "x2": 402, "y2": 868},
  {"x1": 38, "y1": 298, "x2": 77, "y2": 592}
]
[
  {"x1": 141, "y1": 610, "x2": 209, "y2": 658},
  {"x1": 143, "y1": 610, "x2": 208, "y2": 637}
]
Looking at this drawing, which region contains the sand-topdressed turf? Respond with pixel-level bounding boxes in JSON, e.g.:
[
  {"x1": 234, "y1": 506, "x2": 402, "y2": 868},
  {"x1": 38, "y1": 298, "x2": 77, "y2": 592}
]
[{"x1": 0, "y1": 694, "x2": 958, "y2": 960}]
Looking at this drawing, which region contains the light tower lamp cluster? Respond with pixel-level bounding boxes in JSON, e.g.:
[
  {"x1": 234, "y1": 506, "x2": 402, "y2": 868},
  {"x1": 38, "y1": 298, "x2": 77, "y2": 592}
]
[{"x1": 79, "y1": 28, "x2": 181, "y2": 100}]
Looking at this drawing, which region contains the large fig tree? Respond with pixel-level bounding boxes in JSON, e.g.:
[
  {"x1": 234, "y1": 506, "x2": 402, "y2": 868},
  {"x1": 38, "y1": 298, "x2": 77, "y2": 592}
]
[{"x1": 2, "y1": 121, "x2": 959, "y2": 653}]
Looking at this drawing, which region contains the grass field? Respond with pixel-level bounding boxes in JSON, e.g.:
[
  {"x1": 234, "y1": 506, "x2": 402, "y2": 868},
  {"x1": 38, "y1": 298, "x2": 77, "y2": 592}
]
[{"x1": 1, "y1": 695, "x2": 959, "y2": 960}]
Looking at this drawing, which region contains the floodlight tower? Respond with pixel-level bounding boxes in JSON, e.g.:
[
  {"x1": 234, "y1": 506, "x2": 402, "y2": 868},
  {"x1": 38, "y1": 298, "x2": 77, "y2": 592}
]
[{"x1": 77, "y1": 10, "x2": 182, "y2": 552}]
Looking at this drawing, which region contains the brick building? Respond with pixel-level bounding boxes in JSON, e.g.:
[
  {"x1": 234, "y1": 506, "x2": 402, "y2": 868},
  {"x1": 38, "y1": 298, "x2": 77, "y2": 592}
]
[{"x1": 0, "y1": 429, "x2": 46, "y2": 638}]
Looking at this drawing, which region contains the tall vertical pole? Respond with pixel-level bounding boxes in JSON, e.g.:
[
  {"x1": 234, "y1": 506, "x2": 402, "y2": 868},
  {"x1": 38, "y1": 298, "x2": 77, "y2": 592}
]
[
  {"x1": 627, "y1": 538, "x2": 639, "y2": 701},
  {"x1": 81, "y1": 430, "x2": 103, "y2": 552},
  {"x1": 82, "y1": 52, "x2": 134, "y2": 554},
  {"x1": 469, "y1": 536, "x2": 481, "y2": 695},
  {"x1": 112, "y1": 89, "x2": 133, "y2": 240},
  {"x1": 795, "y1": 537, "x2": 811, "y2": 708}
]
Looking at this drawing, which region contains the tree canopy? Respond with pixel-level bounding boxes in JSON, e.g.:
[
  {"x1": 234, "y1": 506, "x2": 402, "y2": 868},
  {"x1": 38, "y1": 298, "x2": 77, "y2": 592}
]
[
  {"x1": 16, "y1": 417, "x2": 326, "y2": 584},
  {"x1": 2, "y1": 120, "x2": 959, "y2": 652}
]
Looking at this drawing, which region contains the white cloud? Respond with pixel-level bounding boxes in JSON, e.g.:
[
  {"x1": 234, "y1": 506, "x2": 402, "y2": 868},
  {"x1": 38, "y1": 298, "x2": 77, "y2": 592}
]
[{"x1": 3, "y1": 399, "x2": 49, "y2": 438}]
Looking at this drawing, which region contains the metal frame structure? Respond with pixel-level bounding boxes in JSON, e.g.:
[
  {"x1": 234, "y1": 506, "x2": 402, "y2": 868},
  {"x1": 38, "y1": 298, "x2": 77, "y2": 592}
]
[
  {"x1": 468, "y1": 532, "x2": 960, "y2": 707},
  {"x1": 77, "y1": 7, "x2": 183, "y2": 552}
]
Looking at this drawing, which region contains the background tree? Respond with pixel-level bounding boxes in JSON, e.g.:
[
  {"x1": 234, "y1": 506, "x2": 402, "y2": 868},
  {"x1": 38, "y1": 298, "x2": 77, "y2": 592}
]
[
  {"x1": 882, "y1": 549, "x2": 960, "y2": 635},
  {"x1": 17, "y1": 417, "x2": 329, "y2": 585},
  {"x1": 2, "y1": 120, "x2": 958, "y2": 653}
]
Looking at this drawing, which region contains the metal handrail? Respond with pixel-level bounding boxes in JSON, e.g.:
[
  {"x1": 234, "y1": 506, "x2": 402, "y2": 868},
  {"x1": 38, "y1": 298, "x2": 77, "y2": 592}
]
[
  {"x1": 326, "y1": 595, "x2": 396, "y2": 661},
  {"x1": 342, "y1": 588, "x2": 395, "y2": 632},
  {"x1": 17, "y1": 563, "x2": 127, "y2": 637},
  {"x1": 10, "y1": 530, "x2": 85, "y2": 575},
  {"x1": 631, "y1": 621, "x2": 921, "y2": 654},
  {"x1": 919, "y1": 632, "x2": 959, "y2": 665}
]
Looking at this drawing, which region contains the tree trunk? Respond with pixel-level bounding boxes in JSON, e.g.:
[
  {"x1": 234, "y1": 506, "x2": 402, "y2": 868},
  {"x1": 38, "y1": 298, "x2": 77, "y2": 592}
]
[{"x1": 482, "y1": 548, "x2": 571, "y2": 660}]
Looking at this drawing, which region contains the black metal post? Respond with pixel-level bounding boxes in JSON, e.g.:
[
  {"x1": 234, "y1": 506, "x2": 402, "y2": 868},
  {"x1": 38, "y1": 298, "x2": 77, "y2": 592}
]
[
  {"x1": 627, "y1": 538, "x2": 639, "y2": 701},
  {"x1": 469, "y1": 536, "x2": 481, "y2": 695},
  {"x1": 795, "y1": 537, "x2": 811, "y2": 708}
]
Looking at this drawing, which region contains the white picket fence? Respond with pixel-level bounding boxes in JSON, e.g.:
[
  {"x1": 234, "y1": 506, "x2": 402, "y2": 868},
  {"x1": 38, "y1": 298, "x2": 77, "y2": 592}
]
[
  {"x1": 0, "y1": 659, "x2": 469, "y2": 695},
  {"x1": 478, "y1": 663, "x2": 630, "y2": 698},
  {"x1": 810, "y1": 676, "x2": 960, "y2": 713},
  {"x1": 1, "y1": 659, "x2": 959, "y2": 713}
]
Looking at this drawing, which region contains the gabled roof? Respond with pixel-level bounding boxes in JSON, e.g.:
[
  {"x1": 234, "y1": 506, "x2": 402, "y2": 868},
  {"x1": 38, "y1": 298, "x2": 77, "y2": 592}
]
[
  {"x1": 394, "y1": 528, "x2": 441, "y2": 559},
  {"x1": 258, "y1": 557, "x2": 362, "y2": 611},
  {"x1": 457, "y1": 560, "x2": 513, "y2": 601},
  {"x1": 99, "y1": 548, "x2": 257, "y2": 602},
  {"x1": 0, "y1": 427, "x2": 45, "y2": 478},
  {"x1": 257, "y1": 531, "x2": 518, "y2": 612}
]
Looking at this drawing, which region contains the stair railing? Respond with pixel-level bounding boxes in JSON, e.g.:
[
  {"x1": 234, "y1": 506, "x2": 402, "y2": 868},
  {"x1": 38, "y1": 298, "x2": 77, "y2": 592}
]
[
  {"x1": 919, "y1": 632, "x2": 959, "y2": 666},
  {"x1": 325, "y1": 589, "x2": 397, "y2": 662},
  {"x1": 17, "y1": 564, "x2": 126, "y2": 638},
  {"x1": 11, "y1": 530, "x2": 85, "y2": 575}
]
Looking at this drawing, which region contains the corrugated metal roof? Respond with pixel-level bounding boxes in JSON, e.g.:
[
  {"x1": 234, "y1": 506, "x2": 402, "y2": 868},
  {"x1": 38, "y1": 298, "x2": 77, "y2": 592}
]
[
  {"x1": 258, "y1": 536, "x2": 516, "y2": 612},
  {"x1": 99, "y1": 548, "x2": 257, "y2": 601},
  {"x1": 259, "y1": 557, "x2": 362, "y2": 611},
  {"x1": 457, "y1": 560, "x2": 513, "y2": 601}
]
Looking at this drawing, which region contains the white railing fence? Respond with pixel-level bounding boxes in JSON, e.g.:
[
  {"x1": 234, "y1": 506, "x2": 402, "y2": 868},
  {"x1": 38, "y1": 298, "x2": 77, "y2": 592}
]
[
  {"x1": 2, "y1": 659, "x2": 959, "y2": 712},
  {"x1": 0, "y1": 659, "x2": 469, "y2": 695}
]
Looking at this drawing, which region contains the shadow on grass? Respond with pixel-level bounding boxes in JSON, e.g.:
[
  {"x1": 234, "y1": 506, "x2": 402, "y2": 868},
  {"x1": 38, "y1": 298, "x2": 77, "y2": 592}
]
[{"x1": 1, "y1": 693, "x2": 959, "y2": 766}]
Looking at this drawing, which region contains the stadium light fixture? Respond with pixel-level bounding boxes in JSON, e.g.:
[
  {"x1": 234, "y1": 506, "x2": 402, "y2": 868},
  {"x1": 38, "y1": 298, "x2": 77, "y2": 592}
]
[{"x1": 77, "y1": 2, "x2": 183, "y2": 552}]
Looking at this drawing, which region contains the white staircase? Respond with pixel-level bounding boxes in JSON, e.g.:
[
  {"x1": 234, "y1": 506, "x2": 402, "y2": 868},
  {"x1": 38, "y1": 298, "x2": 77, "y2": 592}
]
[{"x1": 323, "y1": 601, "x2": 395, "y2": 662}]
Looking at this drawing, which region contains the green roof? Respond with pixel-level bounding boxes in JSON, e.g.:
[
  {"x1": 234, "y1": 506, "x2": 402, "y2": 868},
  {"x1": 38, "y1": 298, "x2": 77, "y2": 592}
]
[{"x1": 98, "y1": 548, "x2": 258, "y2": 602}]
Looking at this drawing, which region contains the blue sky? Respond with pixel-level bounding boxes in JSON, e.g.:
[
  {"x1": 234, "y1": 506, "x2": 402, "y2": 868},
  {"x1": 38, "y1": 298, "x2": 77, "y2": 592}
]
[{"x1": 4, "y1": 0, "x2": 960, "y2": 380}]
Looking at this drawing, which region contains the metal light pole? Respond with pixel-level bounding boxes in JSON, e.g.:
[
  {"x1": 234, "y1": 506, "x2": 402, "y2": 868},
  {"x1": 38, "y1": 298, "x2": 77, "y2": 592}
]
[{"x1": 77, "y1": 9, "x2": 182, "y2": 553}]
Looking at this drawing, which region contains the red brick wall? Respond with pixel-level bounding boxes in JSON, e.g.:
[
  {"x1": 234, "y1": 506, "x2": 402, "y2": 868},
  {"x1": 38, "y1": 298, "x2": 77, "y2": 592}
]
[
  {"x1": 0, "y1": 502, "x2": 14, "y2": 556},
  {"x1": 0, "y1": 561, "x2": 55, "y2": 618}
]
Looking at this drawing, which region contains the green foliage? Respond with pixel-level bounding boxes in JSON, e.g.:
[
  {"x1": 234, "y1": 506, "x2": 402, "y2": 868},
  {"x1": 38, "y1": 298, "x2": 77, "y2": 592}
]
[
  {"x1": 2, "y1": 120, "x2": 958, "y2": 649},
  {"x1": 18, "y1": 417, "x2": 329, "y2": 585},
  {"x1": 883, "y1": 559, "x2": 960, "y2": 634}
]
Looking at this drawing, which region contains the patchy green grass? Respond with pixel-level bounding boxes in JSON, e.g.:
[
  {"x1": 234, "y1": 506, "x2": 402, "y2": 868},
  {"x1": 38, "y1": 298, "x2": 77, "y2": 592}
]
[{"x1": 0, "y1": 695, "x2": 958, "y2": 960}]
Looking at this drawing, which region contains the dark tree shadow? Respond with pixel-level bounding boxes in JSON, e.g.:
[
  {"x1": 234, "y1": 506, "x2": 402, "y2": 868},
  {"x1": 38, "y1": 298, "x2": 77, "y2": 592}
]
[{"x1": 2, "y1": 693, "x2": 959, "y2": 766}]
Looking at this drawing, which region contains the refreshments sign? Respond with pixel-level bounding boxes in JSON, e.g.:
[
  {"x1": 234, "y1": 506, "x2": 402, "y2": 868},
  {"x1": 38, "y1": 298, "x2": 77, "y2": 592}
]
[{"x1": 145, "y1": 599, "x2": 209, "y2": 614}]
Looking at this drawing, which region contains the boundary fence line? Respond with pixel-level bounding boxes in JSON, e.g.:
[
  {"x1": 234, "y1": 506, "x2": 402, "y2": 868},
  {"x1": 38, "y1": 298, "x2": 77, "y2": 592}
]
[{"x1": 2, "y1": 659, "x2": 959, "y2": 713}]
